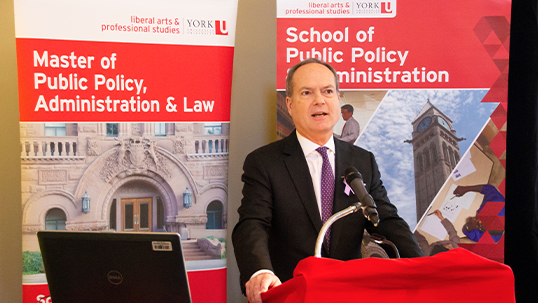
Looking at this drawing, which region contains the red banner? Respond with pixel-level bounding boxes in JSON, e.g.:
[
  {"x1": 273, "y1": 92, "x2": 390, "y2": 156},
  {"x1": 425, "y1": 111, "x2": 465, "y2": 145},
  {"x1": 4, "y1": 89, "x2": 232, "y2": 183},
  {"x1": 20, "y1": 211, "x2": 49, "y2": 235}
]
[
  {"x1": 17, "y1": 39, "x2": 234, "y2": 122},
  {"x1": 277, "y1": 0, "x2": 510, "y2": 90},
  {"x1": 277, "y1": 0, "x2": 511, "y2": 265},
  {"x1": 23, "y1": 268, "x2": 227, "y2": 303},
  {"x1": 16, "y1": 1, "x2": 237, "y2": 303}
]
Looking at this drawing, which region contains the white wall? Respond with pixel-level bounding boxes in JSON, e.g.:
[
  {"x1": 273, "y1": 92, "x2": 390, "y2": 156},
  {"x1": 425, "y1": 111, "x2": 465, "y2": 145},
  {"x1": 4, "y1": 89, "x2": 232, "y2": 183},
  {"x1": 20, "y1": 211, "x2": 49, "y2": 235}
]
[{"x1": 227, "y1": 1, "x2": 277, "y2": 301}]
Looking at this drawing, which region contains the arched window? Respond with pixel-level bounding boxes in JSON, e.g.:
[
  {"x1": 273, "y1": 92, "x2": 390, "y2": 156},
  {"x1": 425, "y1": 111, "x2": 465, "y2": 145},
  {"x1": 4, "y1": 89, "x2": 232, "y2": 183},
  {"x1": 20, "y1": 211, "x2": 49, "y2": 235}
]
[
  {"x1": 430, "y1": 143, "x2": 437, "y2": 163},
  {"x1": 416, "y1": 153, "x2": 423, "y2": 172},
  {"x1": 454, "y1": 151, "x2": 460, "y2": 165},
  {"x1": 448, "y1": 148, "x2": 455, "y2": 168},
  {"x1": 442, "y1": 142, "x2": 449, "y2": 164},
  {"x1": 45, "y1": 208, "x2": 66, "y2": 230},
  {"x1": 206, "y1": 201, "x2": 223, "y2": 229},
  {"x1": 423, "y1": 148, "x2": 431, "y2": 168}
]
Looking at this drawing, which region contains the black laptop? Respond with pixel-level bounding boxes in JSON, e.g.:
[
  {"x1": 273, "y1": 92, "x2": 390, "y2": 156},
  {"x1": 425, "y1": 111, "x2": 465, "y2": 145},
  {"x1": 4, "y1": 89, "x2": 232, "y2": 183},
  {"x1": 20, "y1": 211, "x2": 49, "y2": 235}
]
[{"x1": 37, "y1": 231, "x2": 192, "y2": 303}]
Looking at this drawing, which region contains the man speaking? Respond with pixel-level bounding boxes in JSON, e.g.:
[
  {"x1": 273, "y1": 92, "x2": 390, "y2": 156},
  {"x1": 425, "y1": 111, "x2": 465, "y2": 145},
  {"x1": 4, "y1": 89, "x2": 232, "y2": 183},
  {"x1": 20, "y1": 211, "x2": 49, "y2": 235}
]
[
  {"x1": 232, "y1": 58, "x2": 423, "y2": 303},
  {"x1": 334, "y1": 104, "x2": 360, "y2": 143}
]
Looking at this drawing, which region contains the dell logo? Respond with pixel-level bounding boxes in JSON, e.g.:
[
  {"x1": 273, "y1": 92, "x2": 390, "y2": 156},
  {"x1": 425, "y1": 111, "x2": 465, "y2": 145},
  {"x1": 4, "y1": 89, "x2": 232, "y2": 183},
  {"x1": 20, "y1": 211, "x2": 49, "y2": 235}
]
[{"x1": 107, "y1": 270, "x2": 124, "y2": 285}]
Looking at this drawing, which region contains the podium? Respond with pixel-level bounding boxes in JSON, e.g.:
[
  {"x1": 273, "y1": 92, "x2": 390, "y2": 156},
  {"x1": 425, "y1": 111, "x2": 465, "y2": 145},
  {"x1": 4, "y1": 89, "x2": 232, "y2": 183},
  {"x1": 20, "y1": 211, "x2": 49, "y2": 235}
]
[{"x1": 261, "y1": 248, "x2": 515, "y2": 303}]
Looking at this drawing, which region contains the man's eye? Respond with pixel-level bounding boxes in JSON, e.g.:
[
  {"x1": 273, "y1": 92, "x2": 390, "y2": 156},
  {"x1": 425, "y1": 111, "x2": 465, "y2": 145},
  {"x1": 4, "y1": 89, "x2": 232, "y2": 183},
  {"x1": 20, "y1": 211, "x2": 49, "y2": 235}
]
[
  {"x1": 325, "y1": 89, "x2": 333, "y2": 94},
  {"x1": 301, "y1": 91, "x2": 311, "y2": 95}
]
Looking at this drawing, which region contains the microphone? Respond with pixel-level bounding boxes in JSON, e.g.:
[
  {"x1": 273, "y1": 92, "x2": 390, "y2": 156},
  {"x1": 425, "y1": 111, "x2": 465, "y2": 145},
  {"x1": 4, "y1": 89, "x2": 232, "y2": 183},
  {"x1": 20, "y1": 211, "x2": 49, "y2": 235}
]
[{"x1": 344, "y1": 166, "x2": 379, "y2": 226}]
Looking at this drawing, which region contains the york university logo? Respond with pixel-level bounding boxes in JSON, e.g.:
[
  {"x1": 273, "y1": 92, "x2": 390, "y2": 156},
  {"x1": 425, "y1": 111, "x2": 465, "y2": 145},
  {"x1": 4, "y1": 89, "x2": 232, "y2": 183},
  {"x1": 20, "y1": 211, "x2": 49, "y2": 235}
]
[
  {"x1": 185, "y1": 19, "x2": 228, "y2": 35},
  {"x1": 353, "y1": 0, "x2": 396, "y2": 17},
  {"x1": 215, "y1": 20, "x2": 228, "y2": 36}
]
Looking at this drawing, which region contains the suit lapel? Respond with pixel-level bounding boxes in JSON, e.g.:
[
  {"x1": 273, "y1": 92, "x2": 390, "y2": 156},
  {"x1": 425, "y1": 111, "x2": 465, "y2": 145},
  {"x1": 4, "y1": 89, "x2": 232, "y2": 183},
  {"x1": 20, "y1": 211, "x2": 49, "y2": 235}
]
[
  {"x1": 282, "y1": 132, "x2": 324, "y2": 235},
  {"x1": 282, "y1": 133, "x2": 360, "y2": 255}
]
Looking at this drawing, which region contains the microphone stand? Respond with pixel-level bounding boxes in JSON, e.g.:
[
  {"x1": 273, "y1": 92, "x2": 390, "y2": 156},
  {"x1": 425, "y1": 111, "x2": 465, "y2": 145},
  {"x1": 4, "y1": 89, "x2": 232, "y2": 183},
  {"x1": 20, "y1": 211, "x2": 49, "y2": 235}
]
[
  {"x1": 315, "y1": 204, "x2": 360, "y2": 258},
  {"x1": 314, "y1": 204, "x2": 399, "y2": 258}
]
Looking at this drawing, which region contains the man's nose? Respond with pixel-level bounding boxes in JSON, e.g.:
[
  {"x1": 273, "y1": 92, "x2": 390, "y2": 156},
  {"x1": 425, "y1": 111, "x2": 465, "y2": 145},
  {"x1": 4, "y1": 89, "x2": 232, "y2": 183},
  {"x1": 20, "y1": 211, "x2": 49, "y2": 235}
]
[{"x1": 313, "y1": 90, "x2": 326, "y2": 105}]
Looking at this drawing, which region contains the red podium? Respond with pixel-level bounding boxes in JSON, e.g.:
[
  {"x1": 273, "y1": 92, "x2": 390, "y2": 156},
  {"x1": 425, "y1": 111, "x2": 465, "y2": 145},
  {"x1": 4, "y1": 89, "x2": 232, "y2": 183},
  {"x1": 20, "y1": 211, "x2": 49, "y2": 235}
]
[{"x1": 261, "y1": 248, "x2": 515, "y2": 303}]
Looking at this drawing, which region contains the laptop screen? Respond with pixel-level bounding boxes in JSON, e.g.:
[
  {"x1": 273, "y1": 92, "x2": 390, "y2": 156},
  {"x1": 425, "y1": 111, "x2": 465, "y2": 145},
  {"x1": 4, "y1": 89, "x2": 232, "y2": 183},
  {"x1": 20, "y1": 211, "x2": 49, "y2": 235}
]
[{"x1": 37, "y1": 231, "x2": 192, "y2": 303}]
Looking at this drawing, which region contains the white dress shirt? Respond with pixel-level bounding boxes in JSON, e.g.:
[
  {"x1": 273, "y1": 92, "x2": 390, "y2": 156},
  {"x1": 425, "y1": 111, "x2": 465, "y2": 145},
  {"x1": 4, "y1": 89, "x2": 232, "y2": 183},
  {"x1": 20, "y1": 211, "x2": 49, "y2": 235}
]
[{"x1": 296, "y1": 131, "x2": 336, "y2": 218}]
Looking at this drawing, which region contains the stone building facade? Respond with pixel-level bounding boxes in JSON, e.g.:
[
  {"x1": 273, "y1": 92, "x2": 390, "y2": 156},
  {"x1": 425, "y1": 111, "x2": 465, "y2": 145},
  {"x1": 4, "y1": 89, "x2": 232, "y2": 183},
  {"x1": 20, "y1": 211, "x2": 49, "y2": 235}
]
[{"x1": 20, "y1": 122, "x2": 229, "y2": 252}]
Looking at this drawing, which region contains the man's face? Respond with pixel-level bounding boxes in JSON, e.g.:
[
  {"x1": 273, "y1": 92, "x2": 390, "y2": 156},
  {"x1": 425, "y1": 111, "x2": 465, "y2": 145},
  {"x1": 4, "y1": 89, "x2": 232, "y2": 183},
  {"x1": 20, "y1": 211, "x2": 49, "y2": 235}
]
[
  {"x1": 286, "y1": 63, "x2": 340, "y2": 145},
  {"x1": 341, "y1": 109, "x2": 352, "y2": 121}
]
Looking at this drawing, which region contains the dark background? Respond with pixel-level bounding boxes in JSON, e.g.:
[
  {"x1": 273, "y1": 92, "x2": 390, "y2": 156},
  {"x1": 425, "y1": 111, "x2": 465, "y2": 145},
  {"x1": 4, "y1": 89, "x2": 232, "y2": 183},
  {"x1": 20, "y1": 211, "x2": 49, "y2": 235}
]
[{"x1": 505, "y1": 1, "x2": 538, "y2": 303}]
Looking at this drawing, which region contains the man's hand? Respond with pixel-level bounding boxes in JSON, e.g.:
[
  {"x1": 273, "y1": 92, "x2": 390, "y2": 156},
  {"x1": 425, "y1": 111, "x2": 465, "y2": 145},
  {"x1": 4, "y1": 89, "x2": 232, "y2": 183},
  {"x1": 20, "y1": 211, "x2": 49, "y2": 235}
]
[
  {"x1": 453, "y1": 185, "x2": 483, "y2": 197},
  {"x1": 453, "y1": 186, "x2": 469, "y2": 197},
  {"x1": 246, "y1": 272, "x2": 282, "y2": 303},
  {"x1": 433, "y1": 209, "x2": 445, "y2": 221}
]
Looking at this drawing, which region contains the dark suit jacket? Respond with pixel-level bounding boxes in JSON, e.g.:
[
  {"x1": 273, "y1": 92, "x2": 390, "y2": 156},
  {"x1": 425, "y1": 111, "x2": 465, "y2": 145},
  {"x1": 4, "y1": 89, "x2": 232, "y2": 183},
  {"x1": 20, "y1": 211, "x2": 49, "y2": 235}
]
[{"x1": 232, "y1": 131, "x2": 423, "y2": 292}]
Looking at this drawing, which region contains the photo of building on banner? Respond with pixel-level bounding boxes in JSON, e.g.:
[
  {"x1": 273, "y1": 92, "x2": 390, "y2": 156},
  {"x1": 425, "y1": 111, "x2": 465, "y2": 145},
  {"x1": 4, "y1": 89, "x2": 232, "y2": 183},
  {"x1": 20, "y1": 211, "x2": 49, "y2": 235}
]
[
  {"x1": 15, "y1": 1, "x2": 238, "y2": 302},
  {"x1": 277, "y1": 0, "x2": 510, "y2": 262}
]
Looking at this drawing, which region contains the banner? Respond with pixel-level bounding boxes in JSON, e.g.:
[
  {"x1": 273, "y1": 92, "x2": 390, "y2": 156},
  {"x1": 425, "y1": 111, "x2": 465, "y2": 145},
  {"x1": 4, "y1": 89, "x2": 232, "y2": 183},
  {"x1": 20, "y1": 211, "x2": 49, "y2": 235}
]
[
  {"x1": 277, "y1": 0, "x2": 510, "y2": 262},
  {"x1": 16, "y1": 1, "x2": 237, "y2": 302}
]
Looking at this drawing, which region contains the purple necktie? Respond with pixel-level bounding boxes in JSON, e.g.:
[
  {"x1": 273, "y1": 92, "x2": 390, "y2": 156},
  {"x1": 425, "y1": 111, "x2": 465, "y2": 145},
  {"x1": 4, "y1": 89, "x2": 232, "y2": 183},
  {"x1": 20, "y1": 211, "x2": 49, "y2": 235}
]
[{"x1": 316, "y1": 146, "x2": 334, "y2": 250}]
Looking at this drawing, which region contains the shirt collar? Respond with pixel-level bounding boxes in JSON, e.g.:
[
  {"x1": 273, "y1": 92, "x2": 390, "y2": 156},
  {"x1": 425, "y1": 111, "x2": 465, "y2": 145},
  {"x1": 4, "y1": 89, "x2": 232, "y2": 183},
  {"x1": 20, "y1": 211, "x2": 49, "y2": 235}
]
[{"x1": 296, "y1": 131, "x2": 336, "y2": 157}]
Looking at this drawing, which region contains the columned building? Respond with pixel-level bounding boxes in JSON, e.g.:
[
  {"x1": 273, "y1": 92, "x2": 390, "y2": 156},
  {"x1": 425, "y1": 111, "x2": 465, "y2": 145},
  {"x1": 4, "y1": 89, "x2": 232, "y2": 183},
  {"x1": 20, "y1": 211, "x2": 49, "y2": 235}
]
[
  {"x1": 20, "y1": 122, "x2": 229, "y2": 254},
  {"x1": 405, "y1": 101, "x2": 464, "y2": 221}
]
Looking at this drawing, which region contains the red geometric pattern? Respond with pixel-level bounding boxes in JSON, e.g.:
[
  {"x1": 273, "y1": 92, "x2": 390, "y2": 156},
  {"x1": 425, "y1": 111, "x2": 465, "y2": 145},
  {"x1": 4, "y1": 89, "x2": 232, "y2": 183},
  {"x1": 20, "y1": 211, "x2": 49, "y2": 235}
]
[
  {"x1": 490, "y1": 103, "x2": 508, "y2": 131},
  {"x1": 460, "y1": 200, "x2": 506, "y2": 263},
  {"x1": 459, "y1": 233, "x2": 505, "y2": 263},
  {"x1": 479, "y1": 217, "x2": 505, "y2": 232},
  {"x1": 466, "y1": 16, "x2": 510, "y2": 264},
  {"x1": 490, "y1": 130, "x2": 507, "y2": 159},
  {"x1": 476, "y1": 16, "x2": 510, "y2": 104},
  {"x1": 479, "y1": 201, "x2": 505, "y2": 216}
]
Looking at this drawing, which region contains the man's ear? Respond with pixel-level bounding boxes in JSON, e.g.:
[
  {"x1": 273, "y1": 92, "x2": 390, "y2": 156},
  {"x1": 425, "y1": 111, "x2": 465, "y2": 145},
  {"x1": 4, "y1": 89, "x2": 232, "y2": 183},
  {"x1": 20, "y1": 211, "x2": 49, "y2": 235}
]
[{"x1": 286, "y1": 97, "x2": 293, "y2": 115}]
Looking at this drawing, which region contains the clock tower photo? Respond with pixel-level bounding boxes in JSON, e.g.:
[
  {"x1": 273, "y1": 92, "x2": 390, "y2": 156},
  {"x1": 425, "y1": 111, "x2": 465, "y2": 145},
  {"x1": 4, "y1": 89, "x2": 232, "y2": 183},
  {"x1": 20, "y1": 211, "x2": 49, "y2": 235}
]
[{"x1": 405, "y1": 100, "x2": 465, "y2": 221}]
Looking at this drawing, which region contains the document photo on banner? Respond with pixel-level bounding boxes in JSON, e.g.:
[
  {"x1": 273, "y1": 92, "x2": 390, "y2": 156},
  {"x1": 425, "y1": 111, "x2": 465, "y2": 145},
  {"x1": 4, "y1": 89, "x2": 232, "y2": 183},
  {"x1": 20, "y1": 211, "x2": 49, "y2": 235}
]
[{"x1": 414, "y1": 117, "x2": 506, "y2": 262}]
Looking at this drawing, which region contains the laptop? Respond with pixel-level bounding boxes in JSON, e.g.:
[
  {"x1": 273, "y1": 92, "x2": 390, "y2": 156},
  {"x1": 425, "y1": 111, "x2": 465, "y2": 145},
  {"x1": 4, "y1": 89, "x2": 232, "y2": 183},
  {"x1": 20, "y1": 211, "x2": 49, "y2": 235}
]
[{"x1": 37, "y1": 231, "x2": 192, "y2": 303}]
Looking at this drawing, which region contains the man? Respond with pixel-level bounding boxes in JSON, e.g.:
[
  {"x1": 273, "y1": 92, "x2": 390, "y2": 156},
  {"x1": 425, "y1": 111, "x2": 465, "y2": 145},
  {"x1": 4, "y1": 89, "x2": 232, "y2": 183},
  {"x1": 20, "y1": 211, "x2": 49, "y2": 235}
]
[
  {"x1": 453, "y1": 184, "x2": 505, "y2": 243},
  {"x1": 334, "y1": 104, "x2": 360, "y2": 143},
  {"x1": 232, "y1": 58, "x2": 423, "y2": 303}
]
